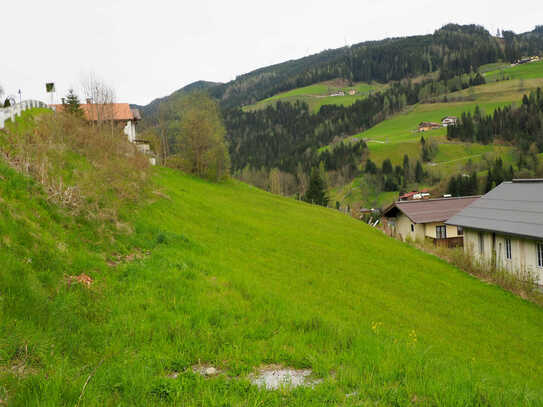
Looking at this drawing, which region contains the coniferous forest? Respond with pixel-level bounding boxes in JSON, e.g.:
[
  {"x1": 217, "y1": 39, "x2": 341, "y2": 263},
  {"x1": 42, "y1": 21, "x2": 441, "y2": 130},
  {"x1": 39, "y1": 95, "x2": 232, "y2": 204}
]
[{"x1": 447, "y1": 87, "x2": 543, "y2": 150}]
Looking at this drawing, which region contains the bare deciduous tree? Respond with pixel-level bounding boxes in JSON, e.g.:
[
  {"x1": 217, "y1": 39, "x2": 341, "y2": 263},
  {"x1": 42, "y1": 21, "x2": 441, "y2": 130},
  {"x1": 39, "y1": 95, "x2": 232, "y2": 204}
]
[{"x1": 81, "y1": 73, "x2": 116, "y2": 128}]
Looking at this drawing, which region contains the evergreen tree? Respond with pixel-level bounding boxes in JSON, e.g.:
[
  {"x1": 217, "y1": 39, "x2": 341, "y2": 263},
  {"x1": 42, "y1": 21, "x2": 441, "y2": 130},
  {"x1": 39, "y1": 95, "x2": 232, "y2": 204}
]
[
  {"x1": 469, "y1": 171, "x2": 478, "y2": 194},
  {"x1": 382, "y1": 158, "x2": 393, "y2": 174},
  {"x1": 403, "y1": 154, "x2": 410, "y2": 181},
  {"x1": 63, "y1": 89, "x2": 84, "y2": 117},
  {"x1": 303, "y1": 167, "x2": 329, "y2": 206},
  {"x1": 485, "y1": 168, "x2": 493, "y2": 193},
  {"x1": 365, "y1": 159, "x2": 377, "y2": 174},
  {"x1": 448, "y1": 176, "x2": 458, "y2": 196},
  {"x1": 415, "y1": 160, "x2": 424, "y2": 183}
]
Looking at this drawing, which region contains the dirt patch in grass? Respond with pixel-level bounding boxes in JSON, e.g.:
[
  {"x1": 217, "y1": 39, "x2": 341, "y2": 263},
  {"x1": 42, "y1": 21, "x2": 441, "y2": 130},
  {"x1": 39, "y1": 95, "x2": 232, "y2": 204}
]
[
  {"x1": 249, "y1": 365, "x2": 323, "y2": 390},
  {"x1": 64, "y1": 273, "x2": 93, "y2": 288}
]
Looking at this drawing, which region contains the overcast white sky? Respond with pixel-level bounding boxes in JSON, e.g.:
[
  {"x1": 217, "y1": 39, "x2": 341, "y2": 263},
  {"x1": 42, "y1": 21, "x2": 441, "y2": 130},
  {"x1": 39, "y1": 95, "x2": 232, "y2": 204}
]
[{"x1": 1, "y1": 0, "x2": 542, "y2": 105}]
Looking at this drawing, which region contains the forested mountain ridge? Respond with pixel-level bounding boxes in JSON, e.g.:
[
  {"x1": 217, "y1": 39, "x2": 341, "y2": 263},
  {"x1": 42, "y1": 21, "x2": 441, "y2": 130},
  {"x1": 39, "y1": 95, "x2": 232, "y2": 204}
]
[
  {"x1": 139, "y1": 23, "x2": 543, "y2": 206},
  {"x1": 133, "y1": 80, "x2": 221, "y2": 126},
  {"x1": 140, "y1": 23, "x2": 543, "y2": 117}
]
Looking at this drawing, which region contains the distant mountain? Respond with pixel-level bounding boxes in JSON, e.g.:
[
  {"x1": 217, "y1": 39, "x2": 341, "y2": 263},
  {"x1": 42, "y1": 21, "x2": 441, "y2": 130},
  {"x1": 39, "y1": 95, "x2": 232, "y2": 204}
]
[
  {"x1": 132, "y1": 80, "x2": 221, "y2": 124},
  {"x1": 139, "y1": 24, "x2": 543, "y2": 121}
]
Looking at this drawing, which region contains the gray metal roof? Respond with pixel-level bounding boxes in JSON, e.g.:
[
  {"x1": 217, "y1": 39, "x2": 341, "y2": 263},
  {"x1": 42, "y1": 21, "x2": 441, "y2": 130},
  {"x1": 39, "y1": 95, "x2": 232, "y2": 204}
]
[{"x1": 446, "y1": 180, "x2": 543, "y2": 239}]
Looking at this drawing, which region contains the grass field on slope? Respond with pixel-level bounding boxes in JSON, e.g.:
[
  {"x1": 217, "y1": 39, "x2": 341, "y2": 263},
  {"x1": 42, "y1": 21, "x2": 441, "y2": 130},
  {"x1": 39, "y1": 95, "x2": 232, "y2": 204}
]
[
  {"x1": 3, "y1": 154, "x2": 543, "y2": 405},
  {"x1": 484, "y1": 59, "x2": 543, "y2": 81},
  {"x1": 243, "y1": 80, "x2": 380, "y2": 113}
]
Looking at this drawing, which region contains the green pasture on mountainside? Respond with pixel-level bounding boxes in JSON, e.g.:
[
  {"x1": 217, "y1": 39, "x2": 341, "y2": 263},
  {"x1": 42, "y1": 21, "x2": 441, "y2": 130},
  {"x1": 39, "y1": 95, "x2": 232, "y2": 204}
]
[
  {"x1": 327, "y1": 71, "x2": 543, "y2": 206},
  {"x1": 484, "y1": 59, "x2": 543, "y2": 81},
  {"x1": 243, "y1": 81, "x2": 379, "y2": 113}
]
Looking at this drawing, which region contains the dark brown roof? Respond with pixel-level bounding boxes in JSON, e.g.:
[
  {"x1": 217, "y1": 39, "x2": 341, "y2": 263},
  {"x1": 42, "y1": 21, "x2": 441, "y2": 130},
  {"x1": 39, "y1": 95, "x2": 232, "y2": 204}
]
[{"x1": 383, "y1": 196, "x2": 481, "y2": 224}]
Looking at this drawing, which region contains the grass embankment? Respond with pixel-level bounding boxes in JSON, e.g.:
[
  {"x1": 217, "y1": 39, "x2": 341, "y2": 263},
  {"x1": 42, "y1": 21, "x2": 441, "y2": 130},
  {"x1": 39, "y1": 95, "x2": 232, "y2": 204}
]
[
  {"x1": 2, "y1": 111, "x2": 543, "y2": 405},
  {"x1": 243, "y1": 80, "x2": 380, "y2": 113}
]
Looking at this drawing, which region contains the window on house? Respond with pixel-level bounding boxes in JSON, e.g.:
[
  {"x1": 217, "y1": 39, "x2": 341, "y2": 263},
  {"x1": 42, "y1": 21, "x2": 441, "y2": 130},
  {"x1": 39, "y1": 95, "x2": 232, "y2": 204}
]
[
  {"x1": 537, "y1": 243, "x2": 543, "y2": 268},
  {"x1": 436, "y1": 225, "x2": 447, "y2": 239},
  {"x1": 505, "y1": 238, "x2": 512, "y2": 260},
  {"x1": 411, "y1": 224, "x2": 414, "y2": 232},
  {"x1": 478, "y1": 232, "x2": 484, "y2": 255},
  {"x1": 457, "y1": 226, "x2": 464, "y2": 236}
]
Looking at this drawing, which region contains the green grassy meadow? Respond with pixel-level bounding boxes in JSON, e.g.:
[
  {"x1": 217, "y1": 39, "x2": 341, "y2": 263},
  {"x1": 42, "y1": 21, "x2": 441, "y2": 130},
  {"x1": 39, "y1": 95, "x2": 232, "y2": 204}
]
[
  {"x1": 3, "y1": 158, "x2": 543, "y2": 405},
  {"x1": 484, "y1": 59, "x2": 543, "y2": 81},
  {"x1": 243, "y1": 80, "x2": 379, "y2": 113}
]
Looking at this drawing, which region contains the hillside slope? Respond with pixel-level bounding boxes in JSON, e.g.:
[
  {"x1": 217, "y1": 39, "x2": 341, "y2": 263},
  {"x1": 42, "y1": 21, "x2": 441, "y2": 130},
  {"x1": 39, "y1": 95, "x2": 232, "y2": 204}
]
[
  {"x1": 2, "y1": 114, "x2": 543, "y2": 407},
  {"x1": 329, "y1": 60, "x2": 543, "y2": 207}
]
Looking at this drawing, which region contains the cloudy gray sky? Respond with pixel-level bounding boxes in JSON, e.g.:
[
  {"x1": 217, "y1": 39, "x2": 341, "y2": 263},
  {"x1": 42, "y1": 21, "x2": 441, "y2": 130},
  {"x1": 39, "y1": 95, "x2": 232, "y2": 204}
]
[{"x1": 1, "y1": 0, "x2": 542, "y2": 105}]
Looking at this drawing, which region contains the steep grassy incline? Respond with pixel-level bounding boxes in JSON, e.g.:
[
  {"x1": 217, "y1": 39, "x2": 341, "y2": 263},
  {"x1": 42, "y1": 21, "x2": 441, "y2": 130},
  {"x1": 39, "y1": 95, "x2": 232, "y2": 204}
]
[{"x1": 3, "y1": 154, "x2": 543, "y2": 405}]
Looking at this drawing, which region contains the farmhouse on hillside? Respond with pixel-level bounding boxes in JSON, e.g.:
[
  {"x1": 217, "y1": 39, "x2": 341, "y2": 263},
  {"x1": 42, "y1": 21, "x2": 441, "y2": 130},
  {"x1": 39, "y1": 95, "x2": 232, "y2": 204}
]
[
  {"x1": 446, "y1": 179, "x2": 543, "y2": 282},
  {"x1": 418, "y1": 121, "x2": 441, "y2": 132},
  {"x1": 441, "y1": 116, "x2": 458, "y2": 127},
  {"x1": 382, "y1": 196, "x2": 480, "y2": 247},
  {"x1": 52, "y1": 102, "x2": 141, "y2": 141},
  {"x1": 51, "y1": 102, "x2": 154, "y2": 163}
]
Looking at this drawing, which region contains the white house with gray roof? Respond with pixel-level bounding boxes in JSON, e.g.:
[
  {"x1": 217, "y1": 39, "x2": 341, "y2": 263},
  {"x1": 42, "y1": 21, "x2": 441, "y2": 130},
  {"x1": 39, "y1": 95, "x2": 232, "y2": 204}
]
[{"x1": 446, "y1": 179, "x2": 543, "y2": 283}]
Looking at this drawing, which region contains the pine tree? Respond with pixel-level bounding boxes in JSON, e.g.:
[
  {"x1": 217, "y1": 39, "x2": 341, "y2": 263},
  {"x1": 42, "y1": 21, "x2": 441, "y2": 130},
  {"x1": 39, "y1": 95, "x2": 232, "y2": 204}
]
[
  {"x1": 382, "y1": 158, "x2": 392, "y2": 174},
  {"x1": 365, "y1": 159, "x2": 377, "y2": 174},
  {"x1": 63, "y1": 89, "x2": 84, "y2": 117},
  {"x1": 403, "y1": 154, "x2": 410, "y2": 181},
  {"x1": 469, "y1": 171, "x2": 478, "y2": 194},
  {"x1": 415, "y1": 160, "x2": 424, "y2": 183},
  {"x1": 303, "y1": 167, "x2": 329, "y2": 207}
]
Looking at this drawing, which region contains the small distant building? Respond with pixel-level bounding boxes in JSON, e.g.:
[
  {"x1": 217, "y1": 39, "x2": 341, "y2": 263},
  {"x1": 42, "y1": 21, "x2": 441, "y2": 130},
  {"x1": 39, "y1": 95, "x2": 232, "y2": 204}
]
[
  {"x1": 383, "y1": 196, "x2": 480, "y2": 247},
  {"x1": 399, "y1": 190, "x2": 431, "y2": 201},
  {"x1": 517, "y1": 57, "x2": 533, "y2": 65},
  {"x1": 447, "y1": 179, "x2": 543, "y2": 282},
  {"x1": 418, "y1": 121, "x2": 441, "y2": 132},
  {"x1": 441, "y1": 116, "x2": 458, "y2": 127},
  {"x1": 330, "y1": 90, "x2": 345, "y2": 97}
]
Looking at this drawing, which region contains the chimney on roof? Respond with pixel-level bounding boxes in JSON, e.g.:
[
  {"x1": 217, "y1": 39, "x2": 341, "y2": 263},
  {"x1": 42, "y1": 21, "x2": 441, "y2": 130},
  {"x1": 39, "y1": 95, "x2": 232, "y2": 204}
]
[{"x1": 86, "y1": 98, "x2": 92, "y2": 104}]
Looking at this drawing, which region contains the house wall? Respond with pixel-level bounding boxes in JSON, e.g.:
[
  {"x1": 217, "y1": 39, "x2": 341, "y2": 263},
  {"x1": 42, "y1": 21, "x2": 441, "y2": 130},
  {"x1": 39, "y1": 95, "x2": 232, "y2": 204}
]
[
  {"x1": 394, "y1": 214, "x2": 425, "y2": 242},
  {"x1": 388, "y1": 216, "x2": 463, "y2": 242},
  {"x1": 123, "y1": 120, "x2": 137, "y2": 142},
  {"x1": 464, "y1": 228, "x2": 543, "y2": 283},
  {"x1": 424, "y1": 222, "x2": 462, "y2": 239}
]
